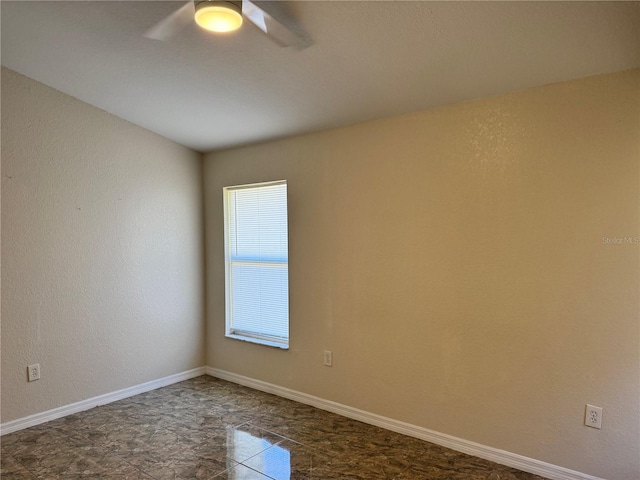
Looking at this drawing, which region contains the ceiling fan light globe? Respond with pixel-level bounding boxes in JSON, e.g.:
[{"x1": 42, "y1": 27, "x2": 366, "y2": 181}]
[{"x1": 195, "y1": 2, "x2": 243, "y2": 33}]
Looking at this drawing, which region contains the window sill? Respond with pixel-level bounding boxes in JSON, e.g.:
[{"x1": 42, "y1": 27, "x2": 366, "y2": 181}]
[{"x1": 225, "y1": 333, "x2": 289, "y2": 350}]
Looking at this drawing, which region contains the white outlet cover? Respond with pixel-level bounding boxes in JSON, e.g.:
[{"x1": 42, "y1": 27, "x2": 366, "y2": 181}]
[
  {"x1": 323, "y1": 350, "x2": 333, "y2": 367},
  {"x1": 28, "y1": 363, "x2": 41, "y2": 382},
  {"x1": 585, "y1": 404, "x2": 603, "y2": 429}
]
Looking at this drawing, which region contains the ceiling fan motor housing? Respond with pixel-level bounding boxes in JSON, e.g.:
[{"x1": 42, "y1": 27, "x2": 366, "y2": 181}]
[
  {"x1": 194, "y1": 0, "x2": 243, "y2": 32},
  {"x1": 195, "y1": 1, "x2": 242, "y2": 13}
]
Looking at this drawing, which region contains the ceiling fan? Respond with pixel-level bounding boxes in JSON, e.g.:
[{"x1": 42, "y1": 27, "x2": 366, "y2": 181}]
[{"x1": 145, "y1": 0, "x2": 312, "y2": 49}]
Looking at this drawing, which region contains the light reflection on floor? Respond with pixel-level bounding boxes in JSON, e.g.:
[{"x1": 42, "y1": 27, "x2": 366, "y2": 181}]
[{"x1": 230, "y1": 427, "x2": 291, "y2": 479}]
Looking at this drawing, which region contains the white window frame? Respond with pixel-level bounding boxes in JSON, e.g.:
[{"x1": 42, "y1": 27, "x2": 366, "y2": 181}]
[{"x1": 223, "y1": 180, "x2": 289, "y2": 349}]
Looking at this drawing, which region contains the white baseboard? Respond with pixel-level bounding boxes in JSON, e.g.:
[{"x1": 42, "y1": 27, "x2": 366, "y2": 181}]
[
  {"x1": 0, "y1": 367, "x2": 207, "y2": 436},
  {"x1": 205, "y1": 367, "x2": 605, "y2": 480}
]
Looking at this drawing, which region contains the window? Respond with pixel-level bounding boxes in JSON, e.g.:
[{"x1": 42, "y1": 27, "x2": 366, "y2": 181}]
[{"x1": 223, "y1": 181, "x2": 289, "y2": 348}]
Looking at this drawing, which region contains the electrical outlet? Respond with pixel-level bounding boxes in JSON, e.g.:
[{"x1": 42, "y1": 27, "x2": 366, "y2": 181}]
[
  {"x1": 323, "y1": 350, "x2": 333, "y2": 367},
  {"x1": 27, "y1": 364, "x2": 41, "y2": 382},
  {"x1": 585, "y1": 404, "x2": 602, "y2": 429}
]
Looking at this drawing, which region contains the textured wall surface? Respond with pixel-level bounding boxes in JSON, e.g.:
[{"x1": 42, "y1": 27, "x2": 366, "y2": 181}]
[
  {"x1": 1, "y1": 68, "x2": 205, "y2": 422},
  {"x1": 204, "y1": 69, "x2": 640, "y2": 480}
]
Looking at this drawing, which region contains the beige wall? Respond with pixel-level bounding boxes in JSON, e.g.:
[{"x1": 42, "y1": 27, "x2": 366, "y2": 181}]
[
  {"x1": 2, "y1": 65, "x2": 637, "y2": 479},
  {"x1": 1, "y1": 68, "x2": 205, "y2": 422},
  {"x1": 204, "y1": 69, "x2": 640, "y2": 480}
]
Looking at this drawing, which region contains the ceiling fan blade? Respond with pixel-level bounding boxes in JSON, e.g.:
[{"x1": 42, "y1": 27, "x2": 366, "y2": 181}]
[
  {"x1": 242, "y1": 0, "x2": 312, "y2": 49},
  {"x1": 144, "y1": 2, "x2": 195, "y2": 41}
]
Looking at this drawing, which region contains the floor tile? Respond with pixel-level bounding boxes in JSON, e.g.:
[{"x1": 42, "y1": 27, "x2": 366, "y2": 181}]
[
  {"x1": 240, "y1": 439, "x2": 316, "y2": 479},
  {"x1": 1, "y1": 376, "x2": 547, "y2": 480},
  {"x1": 1, "y1": 450, "x2": 38, "y2": 479},
  {"x1": 214, "y1": 463, "x2": 275, "y2": 479},
  {"x1": 8, "y1": 444, "x2": 145, "y2": 478},
  {"x1": 2, "y1": 425, "x2": 94, "y2": 459},
  {"x1": 112, "y1": 434, "x2": 232, "y2": 478}
]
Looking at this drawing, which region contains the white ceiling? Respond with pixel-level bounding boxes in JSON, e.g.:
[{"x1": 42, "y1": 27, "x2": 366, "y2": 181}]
[{"x1": 2, "y1": 1, "x2": 639, "y2": 152}]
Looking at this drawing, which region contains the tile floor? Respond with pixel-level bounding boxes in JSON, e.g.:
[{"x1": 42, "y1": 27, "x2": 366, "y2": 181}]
[{"x1": 1, "y1": 376, "x2": 547, "y2": 479}]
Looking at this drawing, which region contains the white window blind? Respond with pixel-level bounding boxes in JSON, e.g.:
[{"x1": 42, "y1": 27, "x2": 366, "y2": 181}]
[{"x1": 224, "y1": 181, "x2": 289, "y2": 348}]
